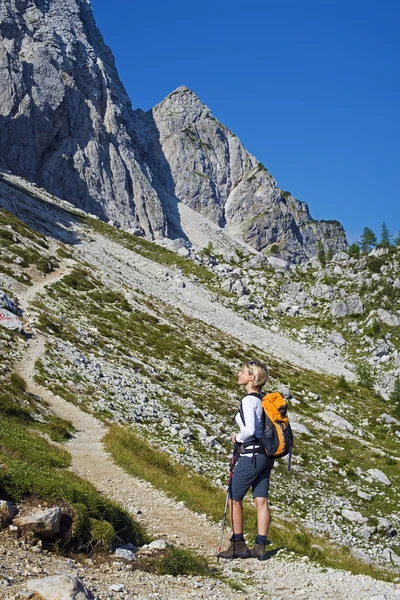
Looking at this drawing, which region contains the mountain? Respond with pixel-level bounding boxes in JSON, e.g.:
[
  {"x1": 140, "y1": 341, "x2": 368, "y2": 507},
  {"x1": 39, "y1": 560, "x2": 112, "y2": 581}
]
[{"x1": 0, "y1": 0, "x2": 346, "y2": 261}]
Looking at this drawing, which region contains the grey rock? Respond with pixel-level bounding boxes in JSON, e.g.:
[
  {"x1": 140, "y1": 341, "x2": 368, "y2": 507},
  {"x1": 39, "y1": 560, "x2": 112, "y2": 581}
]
[
  {"x1": 382, "y1": 547, "x2": 400, "y2": 566},
  {"x1": 330, "y1": 300, "x2": 350, "y2": 318},
  {"x1": 320, "y1": 410, "x2": 354, "y2": 432},
  {"x1": 377, "y1": 413, "x2": 400, "y2": 425},
  {"x1": 342, "y1": 509, "x2": 367, "y2": 524},
  {"x1": 349, "y1": 548, "x2": 373, "y2": 564},
  {"x1": 376, "y1": 517, "x2": 392, "y2": 533},
  {"x1": 347, "y1": 294, "x2": 364, "y2": 315},
  {"x1": 290, "y1": 422, "x2": 312, "y2": 436},
  {"x1": 147, "y1": 538, "x2": 167, "y2": 550},
  {"x1": 377, "y1": 308, "x2": 400, "y2": 327},
  {"x1": 237, "y1": 295, "x2": 253, "y2": 308},
  {"x1": 267, "y1": 256, "x2": 289, "y2": 270},
  {"x1": 114, "y1": 548, "x2": 135, "y2": 561},
  {"x1": 231, "y1": 279, "x2": 247, "y2": 296},
  {"x1": 15, "y1": 507, "x2": 61, "y2": 538},
  {"x1": 327, "y1": 331, "x2": 346, "y2": 346},
  {"x1": 311, "y1": 284, "x2": 335, "y2": 300},
  {"x1": 0, "y1": 500, "x2": 17, "y2": 528},
  {"x1": 26, "y1": 574, "x2": 93, "y2": 599},
  {"x1": 358, "y1": 525, "x2": 376, "y2": 540},
  {"x1": 366, "y1": 469, "x2": 391, "y2": 486}
]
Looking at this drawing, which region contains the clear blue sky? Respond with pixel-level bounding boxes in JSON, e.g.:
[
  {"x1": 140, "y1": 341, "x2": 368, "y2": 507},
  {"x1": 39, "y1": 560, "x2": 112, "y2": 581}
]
[{"x1": 91, "y1": 0, "x2": 399, "y2": 243}]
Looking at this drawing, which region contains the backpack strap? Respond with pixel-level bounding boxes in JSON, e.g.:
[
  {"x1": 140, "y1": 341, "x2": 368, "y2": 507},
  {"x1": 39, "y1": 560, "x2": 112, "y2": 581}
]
[{"x1": 238, "y1": 392, "x2": 262, "y2": 427}]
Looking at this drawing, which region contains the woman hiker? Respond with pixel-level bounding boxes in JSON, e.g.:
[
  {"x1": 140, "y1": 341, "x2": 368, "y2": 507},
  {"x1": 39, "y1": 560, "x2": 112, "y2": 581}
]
[{"x1": 219, "y1": 360, "x2": 273, "y2": 559}]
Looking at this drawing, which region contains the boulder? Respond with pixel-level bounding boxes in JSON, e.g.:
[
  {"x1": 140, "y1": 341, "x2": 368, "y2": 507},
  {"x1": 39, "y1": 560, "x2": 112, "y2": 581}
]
[
  {"x1": 231, "y1": 280, "x2": 247, "y2": 296},
  {"x1": 290, "y1": 422, "x2": 312, "y2": 436},
  {"x1": 114, "y1": 548, "x2": 135, "y2": 561},
  {"x1": 377, "y1": 308, "x2": 400, "y2": 327},
  {"x1": 267, "y1": 257, "x2": 288, "y2": 270},
  {"x1": 332, "y1": 251, "x2": 350, "y2": 262},
  {"x1": 377, "y1": 413, "x2": 400, "y2": 426},
  {"x1": 366, "y1": 469, "x2": 391, "y2": 486},
  {"x1": 382, "y1": 547, "x2": 400, "y2": 566},
  {"x1": 347, "y1": 294, "x2": 364, "y2": 315},
  {"x1": 358, "y1": 525, "x2": 376, "y2": 540},
  {"x1": 376, "y1": 517, "x2": 391, "y2": 533},
  {"x1": 147, "y1": 539, "x2": 167, "y2": 550},
  {"x1": 26, "y1": 574, "x2": 93, "y2": 599},
  {"x1": 311, "y1": 284, "x2": 335, "y2": 300},
  {"x1": 330, "y1": 300, "x2": 349, "y2": 318},
  {"x1": 327, "y1": 331, "x2": 346, "y2": 346},
  {"x1": 319, "y1": 410, "x2": 354, "y2": 432},
  {"x1": 0, "y1": 500, "x2": 17, "y2": 528},
  {"x1": 15, "y1": 507, "x2": 62, "y2": 538},
  {"x1": 342, "y1": 509, "x2": 367, "y2": 524},
  {"x1": 237, "y1": 295, "x2": 253, "y2": 308}
]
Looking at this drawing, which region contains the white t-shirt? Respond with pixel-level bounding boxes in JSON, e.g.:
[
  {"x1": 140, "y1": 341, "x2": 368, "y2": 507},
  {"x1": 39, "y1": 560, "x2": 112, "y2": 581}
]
[{"x1": 235, "y1": 394, "x2": 264, "y2": 444}]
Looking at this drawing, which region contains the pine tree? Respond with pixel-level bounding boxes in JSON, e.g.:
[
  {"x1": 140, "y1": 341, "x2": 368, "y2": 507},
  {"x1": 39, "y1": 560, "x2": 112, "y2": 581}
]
[
  {"x1": 348, "y1": 243, "x2": 360, "y2": 258},
  {"x1": 380, "y1": 222, "x2": 392, "y2": 248},
  {"x1": 359, "y1": 227, "x2": 377, "y2": 253},
  {"x1": 390, "y1": 377, "x2": 400, "y2": 417},
  {"x1": 394, "y1": 232, "x2": 400, "y2": 247},
  {"x1": 317, "y1": 240, "x2": 326, "y2": 267}
]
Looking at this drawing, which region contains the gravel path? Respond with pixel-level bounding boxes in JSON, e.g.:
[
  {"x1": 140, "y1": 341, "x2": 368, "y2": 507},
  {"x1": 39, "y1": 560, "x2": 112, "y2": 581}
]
[
  {"x1": 78, "y1": 236, "x2": 354, "y2": 380},
  {"x1": 5, "y1": 261, "x2": 399, "y2": 599}
]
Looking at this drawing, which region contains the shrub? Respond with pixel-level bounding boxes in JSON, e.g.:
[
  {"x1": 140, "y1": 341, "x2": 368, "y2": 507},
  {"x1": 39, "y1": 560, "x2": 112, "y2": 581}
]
[
  {"x1": 337, "y1": 375, "x2": 351, "y2": 391},
  {"x1": 355, "y1": 363, "x2": 375, "y2": 390},
  {"x1": 153, "y1": 546, "x2": 210, "y2": 577},
  {"x1": 62, "y1": 268, "x2": 96, "y2": 291},
  {"x1": 365, "y1": 319, "x2": 381, "y2": 337},
  {"x1": 347, "y1": 243, "x2": 360, "y2": 258},
  {"x1": 367, "y1": 257, "x2": 385, "y2": 273},
  {"x1": 270, "y1": 244, "x2": 280, "y2": 255},
  {"x1": 390, "y1": 377, "x2": 400, "y2": 416},
  {"x1": 10, "y1": 373, "x2": 27, "y2": 391},
  {"x1": 317, "y1": 240, "x2": 326, "y2": 268}
]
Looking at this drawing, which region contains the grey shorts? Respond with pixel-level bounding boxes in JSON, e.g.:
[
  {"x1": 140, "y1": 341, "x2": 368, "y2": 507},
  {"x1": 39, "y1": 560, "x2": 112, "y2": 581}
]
[{"x1": 229, "y1": 454, "x2": 274, "y2": 501}]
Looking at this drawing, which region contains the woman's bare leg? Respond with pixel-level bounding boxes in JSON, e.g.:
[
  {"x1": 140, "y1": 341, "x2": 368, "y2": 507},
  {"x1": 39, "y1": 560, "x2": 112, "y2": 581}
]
[
  {"x1": 254, "y1": 497, "x2": 270, "y2": 536},
  {"x1": 228, "y1": 498, "x2": 243, "y2": 534}
]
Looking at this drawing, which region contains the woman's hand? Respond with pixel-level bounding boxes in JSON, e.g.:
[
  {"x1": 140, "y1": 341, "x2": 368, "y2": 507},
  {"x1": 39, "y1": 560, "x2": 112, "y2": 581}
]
[{"x1": 231, "y1": 432, "x2": 237, "y2": 443}]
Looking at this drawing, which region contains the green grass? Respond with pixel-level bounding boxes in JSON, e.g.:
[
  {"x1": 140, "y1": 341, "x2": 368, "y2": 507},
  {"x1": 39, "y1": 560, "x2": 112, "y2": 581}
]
[
  {"x1": 138, "y1": 546, "x2": 211, "y2": 577},
  {"x1": 0, "y1": 379, "x2": 148, "y2": 553}
]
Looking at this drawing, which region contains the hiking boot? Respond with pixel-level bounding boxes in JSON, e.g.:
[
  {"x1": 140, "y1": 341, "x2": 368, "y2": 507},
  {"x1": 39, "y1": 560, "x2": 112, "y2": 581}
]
[
  {"x1": 218, "y1": 537, "x2": 251, "y2": 559},
  {"x1": 250, "y1": 542, "x2": 268, "y2": 559}
]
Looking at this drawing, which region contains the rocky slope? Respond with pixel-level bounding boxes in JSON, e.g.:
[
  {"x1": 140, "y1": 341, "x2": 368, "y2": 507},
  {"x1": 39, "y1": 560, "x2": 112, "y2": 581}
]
[
  {"x1": 0, "y1": 176, "x2": 399, "y2": 590},
  {"x1": 0, "y1": 0, "x2": 346, "y2": 259}
]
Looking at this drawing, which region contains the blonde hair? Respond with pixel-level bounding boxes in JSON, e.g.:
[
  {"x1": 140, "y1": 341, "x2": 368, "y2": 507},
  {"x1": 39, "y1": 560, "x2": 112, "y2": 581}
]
[{"x1": 243, "y1": 360, "x2": 269, "y2": 390}]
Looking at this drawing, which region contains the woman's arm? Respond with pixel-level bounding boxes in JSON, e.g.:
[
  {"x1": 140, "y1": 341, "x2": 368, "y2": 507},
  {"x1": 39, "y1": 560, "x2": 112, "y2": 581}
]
[{"x1": 236, "y1": 396, "x2": 257, "y2": 443}]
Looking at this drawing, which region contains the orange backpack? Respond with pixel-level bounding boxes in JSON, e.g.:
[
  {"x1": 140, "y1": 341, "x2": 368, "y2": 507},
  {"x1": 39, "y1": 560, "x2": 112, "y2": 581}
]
[{"x1": 261, "y1": 392, "x2": 293, "y2": 470}]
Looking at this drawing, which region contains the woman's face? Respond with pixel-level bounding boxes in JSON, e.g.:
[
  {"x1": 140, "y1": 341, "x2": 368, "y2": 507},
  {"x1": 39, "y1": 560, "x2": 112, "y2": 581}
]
[{"x1": 237, "y1": 366, "x2": 252, "y2": 386}]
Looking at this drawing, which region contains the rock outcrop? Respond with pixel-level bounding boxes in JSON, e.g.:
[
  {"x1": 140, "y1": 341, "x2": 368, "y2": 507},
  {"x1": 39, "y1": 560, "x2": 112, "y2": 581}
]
[{"x1": 0, "y1": 0, "x2": 347, "y2": 260}]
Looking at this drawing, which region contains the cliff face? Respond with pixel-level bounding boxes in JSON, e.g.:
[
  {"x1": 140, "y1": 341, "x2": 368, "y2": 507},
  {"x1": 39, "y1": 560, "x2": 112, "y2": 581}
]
[
  {"x1": 139, "y1": 86, "x2": 347, "y2": 260},
  {"x1": 0, "y1": 0, "x2": 347, "y2": 260},
  {"x1": 0, "y1": 0, "x2": 167, "y2": 236}
]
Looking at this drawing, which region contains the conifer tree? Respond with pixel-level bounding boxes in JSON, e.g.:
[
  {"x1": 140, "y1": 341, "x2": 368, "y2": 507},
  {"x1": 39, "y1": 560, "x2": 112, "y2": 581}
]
[
  {"x1": 380, "y1": 222, "x2": 392, "y2": 248},
  {"x1": 348, "y1": 243, "x2": 360, "y2": 258},
  {"x1": 359, "y1": 227, "x2": 377, "y2": 253},
  {"x1": 317, "y1": 240, "x2": 326, "y2": 267},
  {"x1": 390, "y1": 377, "x2": 400, "y2": 417},
  {"x1": 394, "y1": 232, "x2": 400, "y2": 247}
]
